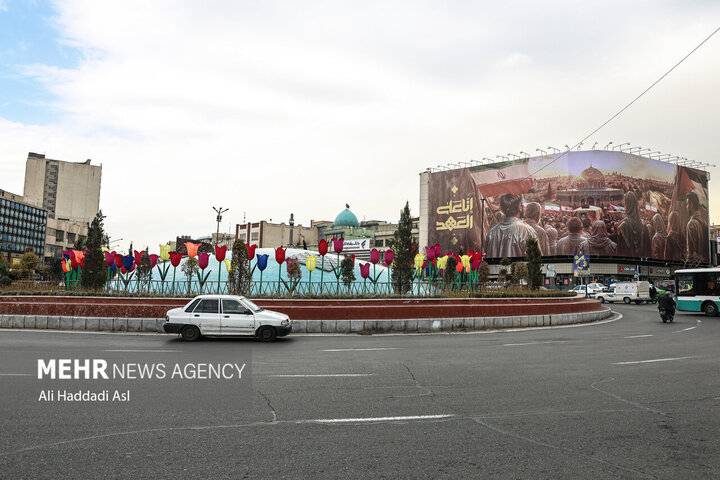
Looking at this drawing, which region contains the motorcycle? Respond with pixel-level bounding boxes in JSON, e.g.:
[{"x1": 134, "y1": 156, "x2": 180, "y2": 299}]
[{"x1": 658, "y1": 306, "x2": 674, "y2": 323}]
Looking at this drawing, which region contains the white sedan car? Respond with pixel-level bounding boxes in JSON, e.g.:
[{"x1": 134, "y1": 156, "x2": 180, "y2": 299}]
[{"x1": 164, "y1": 295, "x2": 292, "y2": 342}]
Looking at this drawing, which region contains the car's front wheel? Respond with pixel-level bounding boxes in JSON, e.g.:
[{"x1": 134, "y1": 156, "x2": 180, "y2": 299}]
[
  {"x1": 257, "y1": 326, "x2": 277, "y2": 342},
  {"x1": 181, "y1": 325, "x2": 201, "y2": 342},
  {"x1": 598, "y1": 297, "x2": 605, "y2": 303}
]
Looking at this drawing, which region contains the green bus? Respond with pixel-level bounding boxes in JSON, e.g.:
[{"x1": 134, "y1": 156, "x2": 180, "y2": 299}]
[{"x1": 674, "y1": 268, "x2": 720, "y2": 316}]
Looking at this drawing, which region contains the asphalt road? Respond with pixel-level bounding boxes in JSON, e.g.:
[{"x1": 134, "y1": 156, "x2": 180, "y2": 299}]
[{"x1": 1, "y1": 304, "x2": 719, "y2": 479}]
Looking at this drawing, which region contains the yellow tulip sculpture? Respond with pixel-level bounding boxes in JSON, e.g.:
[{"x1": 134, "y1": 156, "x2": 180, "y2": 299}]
[
  {"x1": 156, "y1": 243, "x2": 174, "y2": 293},
  {"x1": 306, "y1": 255, "x2": 317, "y2": 289}
]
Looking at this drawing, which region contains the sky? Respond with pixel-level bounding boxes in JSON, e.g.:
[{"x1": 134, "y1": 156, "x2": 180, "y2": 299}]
[{"x1": 1, "y1": 1, "x2": 719, "y2": 253}]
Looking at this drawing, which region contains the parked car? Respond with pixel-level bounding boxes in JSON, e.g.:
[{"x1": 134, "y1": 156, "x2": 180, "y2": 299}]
[
  {"x1": 570, "y1": 284, "x2": 604, "y2": 297},
  {"x1": 164, "y1": 295, "x2": 292, "y2": 342}
]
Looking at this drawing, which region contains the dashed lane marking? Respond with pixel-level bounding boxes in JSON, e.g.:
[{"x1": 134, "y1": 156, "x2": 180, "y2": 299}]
[
  {"x1": 269, "y1": 374, "x2": 375, "y2": 378},
  {"x1": 322, "y1": 347, "x2": 400, "y2": 352},
  {"x1": 296, "y1": 414, "x2": 454, "y2": 424},
  {"x1": 613, "y1": 356, "x2": 695, "y2": 365}
]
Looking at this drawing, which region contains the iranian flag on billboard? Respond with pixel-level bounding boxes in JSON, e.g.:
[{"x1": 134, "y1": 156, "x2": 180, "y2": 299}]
[
  {"x1": 544, "y1": 202, "x2": 560, "y2": 211},
  {"x1": 468, "y1": 159, "x2": 533, "y2": 198}
]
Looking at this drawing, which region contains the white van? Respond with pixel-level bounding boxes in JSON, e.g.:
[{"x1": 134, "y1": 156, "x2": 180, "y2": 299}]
[{"x1": 596, "y1": 281, "x2": 651, "y2": 304}]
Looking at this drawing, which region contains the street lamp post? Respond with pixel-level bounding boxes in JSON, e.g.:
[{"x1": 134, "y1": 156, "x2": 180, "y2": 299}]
[
  {"x1": 212, "y1": 206, "x2": 229, "y2": 246},
  {"x1": 612, "y1": 142, "x2": 630, "y2": 151},
  {"x1": 604, "y1": 142, "x2": 613, "y2": 150},
  {"x1": 548, "y1": 146, "x2": 560, "y2": 154},
  {"x1": 536, "y1": 148, "x2": 547, "y2": 155}
]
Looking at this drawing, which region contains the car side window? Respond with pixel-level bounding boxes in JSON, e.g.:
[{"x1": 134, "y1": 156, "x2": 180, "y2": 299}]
[
  {"x1": 222, "y1": 300, "x2": 248, "y2": 314},
  {"x1": 185, "y1": 298, "x2": 202, "y2": 313},
  {"x1": 197, "y1": 299, "x2": 219, "y2": 314}
]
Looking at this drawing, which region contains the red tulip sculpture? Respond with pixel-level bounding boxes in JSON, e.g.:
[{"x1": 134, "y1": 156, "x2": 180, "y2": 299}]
[
  {"x1": 215, "y1": 245, "x2": 227, "y2": 292},
  {"x1": 332, "y1": 237, "x2": 344, "y2": 293},
  {"x1": 275, "y1": 247, "x2": 286, "y2": 288},
  {"x1": 318, "y1": 239, "x2": 328, "y2": 292},
  {"x1": 169, "y1": 251, "x2": 183, "y2": 293},
  {"x1": 197, "y1": 252, "x2": 212, "y2": 293}
]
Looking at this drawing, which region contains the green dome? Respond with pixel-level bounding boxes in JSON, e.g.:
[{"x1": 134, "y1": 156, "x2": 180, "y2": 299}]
[{"x1": 334, "y1": 208, "x2": 359, "y2": 227}]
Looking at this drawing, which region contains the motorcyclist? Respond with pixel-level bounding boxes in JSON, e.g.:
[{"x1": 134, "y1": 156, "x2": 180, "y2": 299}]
[{"x1": 657, "y1": 291, "x2": 676, "y2": 320}]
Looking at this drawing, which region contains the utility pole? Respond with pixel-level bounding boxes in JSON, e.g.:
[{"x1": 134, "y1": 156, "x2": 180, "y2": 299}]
[{"x1": 212, "y1": 206, "x2": 229, "y2": 246}]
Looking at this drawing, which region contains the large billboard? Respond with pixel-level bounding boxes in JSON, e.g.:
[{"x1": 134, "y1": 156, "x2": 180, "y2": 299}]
[{"x1": 427, "y1": 151, "x2": 710, "y2": 263}]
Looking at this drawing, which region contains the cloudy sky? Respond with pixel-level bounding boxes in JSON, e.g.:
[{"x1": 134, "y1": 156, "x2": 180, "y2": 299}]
[{"x1": 1, "y1": 1, "x2": 718, "y2": 252}]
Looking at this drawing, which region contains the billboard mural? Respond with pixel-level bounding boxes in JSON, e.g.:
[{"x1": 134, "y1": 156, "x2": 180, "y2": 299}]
[{"x1": 427, "y1": 151, "x2": 710, "y2": 263}]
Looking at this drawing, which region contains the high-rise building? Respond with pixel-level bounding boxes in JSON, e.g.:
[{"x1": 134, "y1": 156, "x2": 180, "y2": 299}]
[
  {"x1": 22, "y1": 153, "x2": 102, "y2": 263},
  {"x1": 23, "y1": 152, "x2": 102, "y2": 223},
  {"x1": 0, "y1": 190, "x2": 47, "y2": 266}
]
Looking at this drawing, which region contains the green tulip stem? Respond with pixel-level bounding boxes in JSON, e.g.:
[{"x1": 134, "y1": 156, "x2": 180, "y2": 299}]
[{"x1": 320, "y1": 256, "x2": 324, "y2": 294}]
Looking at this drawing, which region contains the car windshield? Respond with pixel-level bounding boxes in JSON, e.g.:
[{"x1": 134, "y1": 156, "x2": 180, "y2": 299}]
[{"x1": 241, "y1": 298, "x2": 264, "y2": 313}]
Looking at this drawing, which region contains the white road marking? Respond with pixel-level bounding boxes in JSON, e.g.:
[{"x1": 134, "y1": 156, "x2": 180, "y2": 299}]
[
  {"x1": 0, "y1": 373, "x2": 32, "y2": 376},
  {"x1": 613, "y1": 356, "x2": 695, "y2": 365},
  {"x1": 296, "y1": 414, "x2": 454, "y2": 424},
  {"x1": 102, "y1": 349, "x2": 182, "y2": 352},
  {"x1": 624, "y1": 334, "x2": 653, "y2": 339},
  {"x1": 269, "y1": 374, "x2": 375, "y2": 377},
  {"x1": 322, "y1": 347, "x2": 400, "y2": 352},
  {"x1": 503, "y1": 341, "x2": 564, "y2": 346},
  {"x1": 673, "y1": 327, "x2": 697, "y2": 333}
]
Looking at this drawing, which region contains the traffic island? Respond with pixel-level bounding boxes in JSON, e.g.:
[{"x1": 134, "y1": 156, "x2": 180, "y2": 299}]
[{"x1": 0, "y1": 295, "x2": 611, "y2": 334}]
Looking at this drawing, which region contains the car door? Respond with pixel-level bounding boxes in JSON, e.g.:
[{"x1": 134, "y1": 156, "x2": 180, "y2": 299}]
[
  {"x1": 220, "y1": 299, "x2": 255, "y2": 335},
  {"x1": 192, "y1": 298, "x2": 222, "y2": 334}
]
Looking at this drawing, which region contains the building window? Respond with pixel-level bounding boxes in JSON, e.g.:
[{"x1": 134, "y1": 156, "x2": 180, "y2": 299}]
[
  {"x1": 56, "y1": 230, "x2": 64, "y2": 242},
  {"x1": 67, "y1": 233, "x2": 76, "y2": 244},
  {"x1": 251, "y1": 232, "x2": 259, "y2": 241}
]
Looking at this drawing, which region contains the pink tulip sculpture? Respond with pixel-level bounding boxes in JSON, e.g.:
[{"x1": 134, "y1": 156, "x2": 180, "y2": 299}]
[{"x1": 332, "y1": 237, "x2": 344, "y2": 294}]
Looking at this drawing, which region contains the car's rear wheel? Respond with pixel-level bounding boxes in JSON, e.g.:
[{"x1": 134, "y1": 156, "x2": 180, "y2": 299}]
[
  {"x1": 181, "y1": 325, "x2": 201, "y2": 342},
  {"x1": 623, "y1": 297, "x2": 631, "y2": 304},
  {"x1": 257, "y1": 326, "x2": 277, "y2": 342},
  {"x1": 703, "y1": 302, "x2": 718, "y2": 317}
]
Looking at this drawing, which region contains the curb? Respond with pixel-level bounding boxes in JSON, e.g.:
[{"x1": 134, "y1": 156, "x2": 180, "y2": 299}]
[{"x1": 0, "y1": 308, "x2": 613, "y2": 334}]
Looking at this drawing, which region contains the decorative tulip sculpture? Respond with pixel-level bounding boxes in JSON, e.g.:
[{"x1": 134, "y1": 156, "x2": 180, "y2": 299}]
[
  {"x1": 185, "y1": 242, "x2": 200, "y2": 258},
  {"x1": 425, "y1": 247, "x2": 436, "y2": 282},
  {"x1": 197, "y1": 252, "x2": 211, "y2": 293},
  {"x1": 384, "y1": 249, "x2": 394, "y2": 292},
  {"x1": 169, "y1": 251, "x2": 183, "y2": 293},
  {"x1": 104, "y1": 251, "x2": 115, "y2": 288},
  {"x1": 306, "y1": 255, "x2": 317, "y2": 289},
  {"x1": 332, "y1": 237, "x2": 344, "y2": 293},
  {"x1": 214, "y1": 245, "x2": 227, "y2": 293},
  {"x1": 157, "y1": 244, "x2": 172, "y2": 293},
  {"x1": 318, "y1": 239, "x2": 328, "y2": 293},
  {"x1": 257, "y1": 254, "x2": 269, "y2": 295},
  {"x1": 114, "y1": 253, "x2": 124, "y2": 290},
  {"x1": 275, "y1": 247, "x2": 286, "y2": 293},
  {"x1": 360, "y1": 262, "x2": 370, "y2": 293},
  {"x1": 121, "y1": 255, "x2": 135, "y2": 290},
  {"x1": 369, "y1": 248, "x2": 382, "y2": 291},
  {"x1": 414, "y1": 254, "x2": 425, "y2": 294}
]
